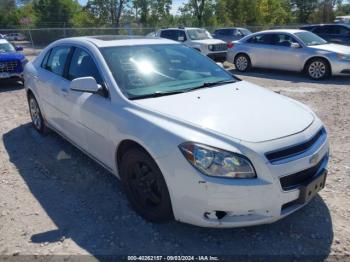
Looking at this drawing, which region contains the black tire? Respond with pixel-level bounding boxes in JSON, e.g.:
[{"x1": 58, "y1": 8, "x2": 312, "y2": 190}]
[
  {"x1": 305, "y1": 58, "x2": 330, "y2": 80},
  {"x1": 28, "y1": 93, "x2": 46, "y2": 134},
  {"x1": 120, "y1": 148, "x2": 173, "y2": 222},
  {"x1": 234, "y1": 53, "x2": 251, "y2": 72}
]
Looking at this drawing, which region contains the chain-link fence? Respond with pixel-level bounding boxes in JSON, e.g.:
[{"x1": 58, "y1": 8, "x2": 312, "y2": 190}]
[{"x1": 0, "y1": 25, "x2": 302, "y2": 52}]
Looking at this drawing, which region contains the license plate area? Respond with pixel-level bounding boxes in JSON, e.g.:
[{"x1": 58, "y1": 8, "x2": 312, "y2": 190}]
[
  {"x1": 0, "y1": 72, "x2": 10, "y2": 79},
  {"x1": 298, "y1": 170, "x2": 327, "y2": 204}
]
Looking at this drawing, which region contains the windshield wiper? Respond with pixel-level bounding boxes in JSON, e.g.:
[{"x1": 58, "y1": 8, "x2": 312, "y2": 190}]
[
  {"x1": 129, "y1": 90, "x2": 186, "y2": 100},
  {"x1": 183, "y1": 79, "x2": 236, "y2": 92},
  {"x1": 129, "y1": 79, "x2": 236, "y2": 100}
]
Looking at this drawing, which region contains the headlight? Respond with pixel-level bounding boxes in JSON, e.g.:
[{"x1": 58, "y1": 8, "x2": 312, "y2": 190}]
[
  {"x1": 337, "y1": 53, "x2": 350, "y2": 61},
  {"x1": 179, "y1": 142, "x2": 256, "y2": 179},
  {"x1": 208, "y1": 45, "x2": 213, "y2": 51}
]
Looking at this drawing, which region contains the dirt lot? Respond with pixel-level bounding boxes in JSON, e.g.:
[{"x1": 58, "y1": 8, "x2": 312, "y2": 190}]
[{"x1": 0, "y1": 59, "x2": 350, "y2": 259}]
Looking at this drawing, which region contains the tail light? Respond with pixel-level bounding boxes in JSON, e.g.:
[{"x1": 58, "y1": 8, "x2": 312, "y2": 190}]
[{"x1": 227, "y1": 42, "x2": 234, "y2": 49}]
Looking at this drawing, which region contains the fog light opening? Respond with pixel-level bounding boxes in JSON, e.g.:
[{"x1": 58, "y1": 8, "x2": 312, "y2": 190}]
[
  {"x1": 215, "y1": 211, "x2": 227, "y2": 220},
  {"x1": 204, "y1": 211, "x2": 227, "y2": 220}
]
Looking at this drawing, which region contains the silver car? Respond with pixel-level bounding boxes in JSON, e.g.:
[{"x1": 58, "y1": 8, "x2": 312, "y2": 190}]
[{"x1": 227, "y1": 29, "x2": 350, "y2": 79}]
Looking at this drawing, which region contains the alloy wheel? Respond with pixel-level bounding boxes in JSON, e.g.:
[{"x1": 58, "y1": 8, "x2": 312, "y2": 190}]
[
  {"x1": 29, "y1": 97, "x2": 42, "y2": 130},
  {"x1": 235, "y1": 56, "x2": 248, "y2": 71},
  {"x1": 127, "y1": 161, "x2": 162, "y2": 209},
  {"x1": 308, "y1": 61, "x2": 326, "y2": 79}
]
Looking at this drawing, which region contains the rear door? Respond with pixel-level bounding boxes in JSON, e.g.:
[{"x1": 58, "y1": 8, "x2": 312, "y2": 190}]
[
  {"x1": 38, "y1": 45, "x2": 72, "y2": 133},
  {"x1": 245, "y1": 33, "x2": 274, "y2": 68}
]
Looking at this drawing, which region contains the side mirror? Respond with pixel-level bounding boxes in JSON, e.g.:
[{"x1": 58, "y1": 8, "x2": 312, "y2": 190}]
[
  {"x1": 178, "y1": 36, "x2": 185, "y2": 42},
  {"x1": 15, "y1": 46, "x2": 23, "y2": 51},
  {"x1": 291, "y1": 42, "x2": 301, "y2": 49},
  {"x1": 70, "y1": 77, "x2": 101, "y2": 93}
]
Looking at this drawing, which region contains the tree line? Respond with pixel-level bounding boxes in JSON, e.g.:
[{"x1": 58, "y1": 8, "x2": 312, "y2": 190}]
[{"x1": 0, "y1": 0, "x2": 350, "y2": 29}]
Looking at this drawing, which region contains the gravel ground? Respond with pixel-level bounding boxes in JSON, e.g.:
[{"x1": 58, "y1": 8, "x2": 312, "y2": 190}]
[{"x1": 0, "y1": 58, "x2": 350, "y2": 259}]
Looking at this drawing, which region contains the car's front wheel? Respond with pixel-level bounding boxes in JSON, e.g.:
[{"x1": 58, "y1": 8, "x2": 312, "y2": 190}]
[
  {"x1": 120, "y1": 148, "x2": 173, "y2": 222},
  {"x1": 28, "y1": 93, "x2": 46, "y2": 133},
  {"x1": 234, "y1": 53, "x2": 251, "y2": 72},
  {"x1": 306, "y1": 58, "x2": 330, "y2": 80}
]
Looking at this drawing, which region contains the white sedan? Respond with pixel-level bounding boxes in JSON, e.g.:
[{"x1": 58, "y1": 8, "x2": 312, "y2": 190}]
[{"x1": 24, "y1": 36, "x2": 329, "y2": 227}]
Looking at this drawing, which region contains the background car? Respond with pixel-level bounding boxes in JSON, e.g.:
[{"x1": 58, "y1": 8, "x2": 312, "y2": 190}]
[
  {"x1": 212, "y1": 27, "x2": 252, "y2": 43},
  {"x1": 6, "y1": 32, "x2": 26, "y2": 41},
  {"x1": 0, "y1": 34, "x2": 6, "y2": 39},
  {"x1": 156, "y1": 27, "x2": 228, "y2": 62},
  {"x1": 0, "y1": 39, "x2": 27, "y2": 83},
  {"x1": 227, "y1": 29, "x2": 350, "y2": 79},
  {"x1": 300, "y1": 24, "x2": 350, "y2": 46}
]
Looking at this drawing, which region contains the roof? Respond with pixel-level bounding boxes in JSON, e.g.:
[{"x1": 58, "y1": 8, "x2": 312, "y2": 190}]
[
  {"x1": 255, "y1": 29, "x2": 306, "y2": 34},
  {"x1": 301, "y1": 23, "x2": 350, "y2": 27},
  {"x1": 58, "y1": 35, "x2": 179, "y2": 48},
  {"x1": 161, "y1": 27, "x2": 203, "y2": 30},
  {"x1": 0, "y1": 39, "x2": 9, "y2": 44}
]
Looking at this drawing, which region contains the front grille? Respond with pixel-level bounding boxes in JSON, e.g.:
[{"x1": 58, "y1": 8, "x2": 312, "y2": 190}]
[
  {"x1": 0, "y1": 60, "x2": 19, "y2": 73},
  {"x1": 212, "y1": 44, "x2": 227, "y2": 52},
  {"x1": 265, "y1": 128, "x2": 326, "y2": 164},
  {"x1": 280, "y1": 154, "x2": 328, "y2": 191}
]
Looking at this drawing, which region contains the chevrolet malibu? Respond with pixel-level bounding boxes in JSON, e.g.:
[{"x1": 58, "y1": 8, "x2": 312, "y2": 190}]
[
  {"x1": 24, "y1": 36, "x2": 329, "y2": 227},
  {"x1": 227, "y1": 29, "x2": 350, "y2": 79}
]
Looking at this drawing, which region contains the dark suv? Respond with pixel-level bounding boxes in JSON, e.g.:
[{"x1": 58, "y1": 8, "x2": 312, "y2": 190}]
[
  {"x1": 300, "y1": 24, "x2": 350, "y2": 45},
  {"x1": 212, "y1": 28, "x2": 252, "y2": 43}
]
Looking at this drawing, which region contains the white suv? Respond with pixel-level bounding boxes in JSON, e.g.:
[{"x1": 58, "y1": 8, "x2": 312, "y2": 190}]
[{"x1": 157, "y1": 27, "x2": 228, "y2": 62}]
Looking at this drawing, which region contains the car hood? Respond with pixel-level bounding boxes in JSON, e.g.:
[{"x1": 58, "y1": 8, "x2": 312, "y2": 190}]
[
  {"x1": 134, "y1": 81, "x2": 314, "y2": 143},
  {"x1": 191, "y1": 39, "x2": 226, "y2": 45},
  {"x1": 309, "y1": 43, "x2": 350, "y2": 54},
  {"x1": 0, "y1": 52, "x2": 25, "y2": 61}
]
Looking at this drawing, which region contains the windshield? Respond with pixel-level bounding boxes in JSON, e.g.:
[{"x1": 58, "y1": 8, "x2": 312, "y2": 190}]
[
  {"x1": 241, "y1": 29, "x2": 252, "y2": 36},
  {"x1": 187, "y1": 29, "x2": 212, "y2": 40},
  {"x1": 0, "y1": 42, "x2": 15, "y2": 53},
  {"x1": 101, "y1": 44, "x2": 236, "y2": 99},
  {"x1": 295, "y1": 31, "x2": 328, "y2": 46}
]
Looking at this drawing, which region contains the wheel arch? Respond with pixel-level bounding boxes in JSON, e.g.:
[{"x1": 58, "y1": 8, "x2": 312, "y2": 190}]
[
  {"x1": 234, "y1": 52, "x2": 252, "y2": 64},
  {"x1": 303, "y1": 56, "x2": 332, "y2": 74},
  {"x1": 115, "y1": 139, "x2": 154, "y2": 173}
]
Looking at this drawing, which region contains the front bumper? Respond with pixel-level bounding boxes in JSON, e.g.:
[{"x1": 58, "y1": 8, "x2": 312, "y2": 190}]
[
  {"x1": 0, "y1": 72, "x2": 23, "y2": 79},
  {"x1": 207, "y1": 52, "x2": 227, "y2": 63},
  {"x1": 331, "y1": 59, "x2": 350, "y2": 75},
  {"x1": 157, "y1": 121, "x2": 329, "y2": 228}
]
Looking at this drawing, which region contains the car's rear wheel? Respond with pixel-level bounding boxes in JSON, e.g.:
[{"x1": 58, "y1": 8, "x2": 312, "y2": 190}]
[
  {"x1": 234, "y1": 53, "x2": 251, "y2": 72},
  {"x1": 28, "y1": 94, "x2": 46, "y2": 134},
  {"x1": 306, "y1": 58, "x2": 330, "y2": 80},
  {"x1": 120, "y1": 148, "x2": 173, "y2": 222}
]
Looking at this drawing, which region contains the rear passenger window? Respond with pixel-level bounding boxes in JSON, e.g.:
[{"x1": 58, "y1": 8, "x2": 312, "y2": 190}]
[
  {"x1": 68, "y1": 48, "x2": 103, "y2": 85},
  {"x1": 160, "y1": 30, "x2": 178, "y2": 41},
  {"x1": 46, "y1": 46, "x2": 71, "y2": 76},
  {"x1": 160, "y1": 30, "x2": 186, "y2": 42},
  {"x1": 247, "y1": 34, "x2": 272, "y2": 45}
]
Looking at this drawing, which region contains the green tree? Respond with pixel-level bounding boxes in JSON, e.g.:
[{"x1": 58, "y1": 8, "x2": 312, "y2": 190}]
[
  {"x1": 86, "y1": 0, "x2": 130, "y2": 27},
  {"x1": 33, "y1": 0, "x2": 79, "y2": 27},
  {"x1": 291, "y1": 0, "x2": 319, "y2": 23}
]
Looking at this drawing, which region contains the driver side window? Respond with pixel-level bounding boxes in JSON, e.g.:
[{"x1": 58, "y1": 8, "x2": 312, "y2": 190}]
[{"x1": 68, "y1": 48, "x2": 103, "y2": 85}]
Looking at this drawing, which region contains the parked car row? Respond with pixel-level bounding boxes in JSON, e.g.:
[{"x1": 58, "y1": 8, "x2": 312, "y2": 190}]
[
  {"x1": 0, "y1": 32, "x2": 26, "y2": 41},
  {"x1": 153, "y1": 25, "x2": 350, "y2": 80}
]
